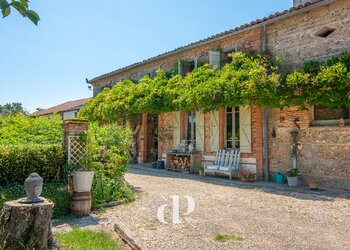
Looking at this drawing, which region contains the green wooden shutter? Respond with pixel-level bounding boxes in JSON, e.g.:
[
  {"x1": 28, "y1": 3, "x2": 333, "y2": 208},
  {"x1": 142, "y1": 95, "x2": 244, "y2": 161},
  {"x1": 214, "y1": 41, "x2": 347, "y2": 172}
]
[
  {"x1": 239, "y1": 106, "x2": 252, "y2": 153},
  {"x1": 196, "y1": 111, "x2": 205, "y2": 151},
  {"x1": 210, "y1": 110, "x2": 219, "y2": 152},
  {"x1": 93, "y1": 86, "x2": 103, "y2": 97},
  {"x1": 173, "y1": 112, "x2": 181, "y2": 148},
  {"x1": 209, "y1": 51, "x2": 221, "y2": 70}
]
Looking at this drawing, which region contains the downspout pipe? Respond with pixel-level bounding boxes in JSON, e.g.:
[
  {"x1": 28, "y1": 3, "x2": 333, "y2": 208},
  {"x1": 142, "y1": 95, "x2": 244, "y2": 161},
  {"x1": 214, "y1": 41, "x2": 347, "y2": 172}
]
[{"x1": 262, "y1": 24, "x2": 270, "y2": 182}]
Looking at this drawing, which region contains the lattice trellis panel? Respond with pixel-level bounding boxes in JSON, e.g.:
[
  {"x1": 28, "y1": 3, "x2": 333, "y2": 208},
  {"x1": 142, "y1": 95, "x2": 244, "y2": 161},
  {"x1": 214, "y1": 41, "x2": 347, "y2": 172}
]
[{"x1": 68, "y1": 136, "x2": 88, "y2": 167}]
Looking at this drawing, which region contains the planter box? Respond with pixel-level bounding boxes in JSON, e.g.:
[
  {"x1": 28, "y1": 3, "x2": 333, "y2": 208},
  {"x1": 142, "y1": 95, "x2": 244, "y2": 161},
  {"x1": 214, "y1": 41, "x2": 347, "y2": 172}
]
[{"x1": 240, "y1": 176, "x2": 256, "y2": 182}]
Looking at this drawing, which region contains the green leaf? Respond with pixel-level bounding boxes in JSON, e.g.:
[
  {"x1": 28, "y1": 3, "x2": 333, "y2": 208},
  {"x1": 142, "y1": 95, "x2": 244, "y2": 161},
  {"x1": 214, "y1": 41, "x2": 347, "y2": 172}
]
[
  {"x1": 20, "y1": 0, "x2": 28, "y2": 8},
  {"x1": 2, "y1": 5, "x2": 10, "y2": 17},
  {"x1": 26, "y1": 9, "x2": 39, "y2": 25},
  {"x1": 0, "y1": 0, "x2": 10, "y2": 10},
  {"x1": 11, "y1": 1, "x2": 27, "y2": 16}
]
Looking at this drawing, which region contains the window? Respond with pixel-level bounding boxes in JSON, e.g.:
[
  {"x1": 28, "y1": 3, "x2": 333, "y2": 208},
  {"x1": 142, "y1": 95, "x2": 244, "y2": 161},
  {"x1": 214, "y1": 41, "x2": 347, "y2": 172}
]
[
  {"x1": 314, "y1": 27, "x2": 336, "y2": 38},
  {"x1": 222, "y1": 50, "x2": 235, "y2": 66},
  {"x1": 313, "y1": 105, "x2": 350, "y2": 126},
  {"x1": 226, "y1": 107, "x2": 240, "y2": 148},
  {"x1": 179, "y1": 60, "x2": 195, "y2": 76},
  {"x1": 186, "y1": 111, "x2": 196, "y2": 146},
  {"x1": 149, "y1": 70, "x2": 157, "y2": 79}
]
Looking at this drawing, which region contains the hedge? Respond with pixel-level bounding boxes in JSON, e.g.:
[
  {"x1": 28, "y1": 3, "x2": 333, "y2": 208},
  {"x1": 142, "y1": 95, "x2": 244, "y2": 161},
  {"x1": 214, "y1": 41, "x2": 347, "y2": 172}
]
[
  {"x1": 0, "y1": 181, "x2": 70, "y2": 218},
  {"x1": 0, "y1": 144, "x2": 66, "y2": 185}
]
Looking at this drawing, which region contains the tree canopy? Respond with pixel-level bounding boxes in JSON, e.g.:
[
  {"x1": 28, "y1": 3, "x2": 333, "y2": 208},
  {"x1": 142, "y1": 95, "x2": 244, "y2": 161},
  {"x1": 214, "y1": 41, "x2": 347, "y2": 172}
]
[
  {"x1": 1, "y1": 0, "x2": 39, "y2": 25},
  {"x1": 0, "y1": 102, "x2": 27, "y2": 116},
  {"x1": 79, "y1": 52, "x2": 350, "y2": 123}
]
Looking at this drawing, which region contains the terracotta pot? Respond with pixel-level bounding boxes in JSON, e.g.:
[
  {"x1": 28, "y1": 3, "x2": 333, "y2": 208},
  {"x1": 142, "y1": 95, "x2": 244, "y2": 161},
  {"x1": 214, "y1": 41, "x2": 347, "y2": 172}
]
[{"x1": 309, "y1": 183, "x2": 319, "y2": 190}]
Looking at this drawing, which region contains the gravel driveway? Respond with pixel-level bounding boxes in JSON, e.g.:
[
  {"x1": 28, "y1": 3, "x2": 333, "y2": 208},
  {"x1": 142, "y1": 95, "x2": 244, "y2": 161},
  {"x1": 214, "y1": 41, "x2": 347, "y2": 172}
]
[{"x1": 54, "y1": 166, "x2": 350, "y2": 250}]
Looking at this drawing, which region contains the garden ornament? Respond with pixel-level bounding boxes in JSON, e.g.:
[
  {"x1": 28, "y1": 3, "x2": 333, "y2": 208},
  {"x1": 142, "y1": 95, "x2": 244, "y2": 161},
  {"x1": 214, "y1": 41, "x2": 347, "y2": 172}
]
[
  {"x1": 18, "y1": 173, "x2": 44, "y2": 203},
  {"x1": 271, "y1": 172, "x2": 286, "y2": 184}
]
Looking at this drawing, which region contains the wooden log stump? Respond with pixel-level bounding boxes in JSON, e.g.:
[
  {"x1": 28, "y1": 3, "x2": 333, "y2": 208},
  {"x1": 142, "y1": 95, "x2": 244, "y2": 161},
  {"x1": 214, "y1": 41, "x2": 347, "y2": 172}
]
[{"x1": 0, "y1": 199, "x2": 54, "y2": 250}]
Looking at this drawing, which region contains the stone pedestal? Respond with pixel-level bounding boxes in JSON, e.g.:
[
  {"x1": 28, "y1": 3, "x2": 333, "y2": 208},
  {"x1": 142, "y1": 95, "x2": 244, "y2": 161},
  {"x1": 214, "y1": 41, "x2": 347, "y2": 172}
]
[{"x1": 0, "y1": 199, "x2": 56, "y2": 249}]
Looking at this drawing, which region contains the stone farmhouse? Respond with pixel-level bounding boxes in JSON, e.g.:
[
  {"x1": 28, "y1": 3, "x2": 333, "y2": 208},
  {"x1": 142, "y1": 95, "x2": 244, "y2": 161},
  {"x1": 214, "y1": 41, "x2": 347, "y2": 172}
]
[{"x1": 87, "y1": 0, "x2": 350, "y2": 189}]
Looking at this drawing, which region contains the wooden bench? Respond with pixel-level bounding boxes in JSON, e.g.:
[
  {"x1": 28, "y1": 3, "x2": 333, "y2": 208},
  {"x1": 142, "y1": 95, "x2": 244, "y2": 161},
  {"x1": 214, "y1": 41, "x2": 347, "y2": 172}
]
[{"x1": 204, "y1": 148, "x2": 240, "y2": 180}]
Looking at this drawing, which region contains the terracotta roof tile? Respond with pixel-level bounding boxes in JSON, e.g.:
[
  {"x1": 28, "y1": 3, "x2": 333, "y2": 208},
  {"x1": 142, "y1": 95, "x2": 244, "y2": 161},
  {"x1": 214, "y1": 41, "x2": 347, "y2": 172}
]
[{"x1": 33, "y1": 98, "x2": 90, "y2": 116}]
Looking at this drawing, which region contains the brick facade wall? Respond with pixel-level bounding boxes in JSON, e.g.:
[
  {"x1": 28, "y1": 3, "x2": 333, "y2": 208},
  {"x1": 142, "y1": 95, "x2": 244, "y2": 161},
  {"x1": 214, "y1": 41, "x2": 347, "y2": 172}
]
[
  {"x1": 268, "y1": 107, "x2": 350, "y2": 189},
  {"x1": 93, "y1": 0, "x2": 350, "y2": 188},
  {"x1": 267, "y1": 0, "x2": 350, "y2": 68},
  {"x1": 266, "y1": 0, "x2": 350, "y2": 189},
  {"x1": 156, "y1": 106, "x2": 264, "y2": 180}
]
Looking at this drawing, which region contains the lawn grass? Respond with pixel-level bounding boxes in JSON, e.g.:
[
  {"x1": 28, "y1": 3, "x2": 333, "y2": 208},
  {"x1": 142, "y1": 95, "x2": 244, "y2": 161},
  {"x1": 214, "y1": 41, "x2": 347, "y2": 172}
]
[
  {"x1": 55, "y1": 228, "x2": 121, "y2": 250},
  {"x1": 214, "y1": 234, "x2": 244, "y2": 243}
]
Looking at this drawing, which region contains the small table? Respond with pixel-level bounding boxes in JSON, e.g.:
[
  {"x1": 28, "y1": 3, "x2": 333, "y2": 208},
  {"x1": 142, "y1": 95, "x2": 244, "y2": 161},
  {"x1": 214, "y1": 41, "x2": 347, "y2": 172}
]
[{"x1": 166, "y1": 152, "x2": 201, "y2": 174}]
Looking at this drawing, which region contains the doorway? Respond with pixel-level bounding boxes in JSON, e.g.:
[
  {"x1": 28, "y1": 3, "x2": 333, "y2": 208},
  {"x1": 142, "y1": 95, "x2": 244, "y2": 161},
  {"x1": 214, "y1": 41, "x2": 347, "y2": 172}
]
[{"x1": 146, "y1": 114, "x2": 158, "y2": 163}]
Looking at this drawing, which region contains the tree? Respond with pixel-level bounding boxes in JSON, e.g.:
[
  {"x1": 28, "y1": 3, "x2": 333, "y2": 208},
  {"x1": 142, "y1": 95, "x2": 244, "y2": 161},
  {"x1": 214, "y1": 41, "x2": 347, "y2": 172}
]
[
  {"x1": 0, "y1": 102, "x2": 27, "y2": 116},
  {"x1": 1, "y1": 0, "x2": 40, "y2": 25}
]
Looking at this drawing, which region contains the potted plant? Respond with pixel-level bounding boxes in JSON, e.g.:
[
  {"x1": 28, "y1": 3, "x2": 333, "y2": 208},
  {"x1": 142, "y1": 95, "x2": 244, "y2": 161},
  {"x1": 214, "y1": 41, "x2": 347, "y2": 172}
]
[
  {"x1": 196, "y1": 165, "x2": 204, "y2": 176},
  {"x1": 154, "y1": 127, "x2": 172, "y2": 169},
  {"x1": 286, "y1": 168, "x2": 299, "y2": 187},
  {"x1": 305, "y1": 177, "x2": 325, "y2": 190},
  {"x1": 238, "y1": 169, "x2": 256, "y2": 182}
]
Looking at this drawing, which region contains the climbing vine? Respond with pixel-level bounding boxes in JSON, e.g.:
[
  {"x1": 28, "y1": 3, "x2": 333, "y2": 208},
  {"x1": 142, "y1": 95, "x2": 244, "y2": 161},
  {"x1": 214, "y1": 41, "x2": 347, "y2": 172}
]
[{"x1": 79, "y1": 52, "x2": 350, "y2": 123}]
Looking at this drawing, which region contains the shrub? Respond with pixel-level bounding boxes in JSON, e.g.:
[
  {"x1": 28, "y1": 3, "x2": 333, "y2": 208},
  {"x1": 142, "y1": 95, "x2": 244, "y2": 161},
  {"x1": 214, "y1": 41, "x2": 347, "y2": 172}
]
[
  {"x1": 0, "y1": 181, "x2": 70, "y2": 218},
  {"x1": 0, "y1": 114, "x2": 62, "y2": 145},
  {"x1": 92, "y1": 171, "x2": 134, "y2": 207},
  {"x1": 86, "y1": 123, "x2": 133, "y2": 178},
  {"x1": 0, "y1": 144, "x2": 66, "y2": 185}
]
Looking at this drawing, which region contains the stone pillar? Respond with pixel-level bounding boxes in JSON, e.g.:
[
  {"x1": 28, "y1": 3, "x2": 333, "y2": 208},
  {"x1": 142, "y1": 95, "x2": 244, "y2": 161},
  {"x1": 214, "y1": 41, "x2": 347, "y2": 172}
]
[
  {"x1": 61, "y1": 119, "x2": 89, "y2": 151},
  {"x1": 61, "y1": 119, "x2": 89, "y2": 195}
]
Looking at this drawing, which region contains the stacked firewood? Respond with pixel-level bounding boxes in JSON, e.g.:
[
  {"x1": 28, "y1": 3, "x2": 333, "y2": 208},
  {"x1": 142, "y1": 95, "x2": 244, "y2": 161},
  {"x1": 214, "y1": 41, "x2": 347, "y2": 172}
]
[{"x1": 170, "y1": 156, "x2": 190, "y2": 171}]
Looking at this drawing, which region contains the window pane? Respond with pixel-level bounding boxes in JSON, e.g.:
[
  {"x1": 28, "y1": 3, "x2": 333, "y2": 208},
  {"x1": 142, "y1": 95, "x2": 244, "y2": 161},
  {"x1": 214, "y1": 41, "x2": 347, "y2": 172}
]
[
  {"x1": 314, "y1": 105, "x2": 350, "y2": 120},
  {"x1": 226, "y1": 110, "x2": 233, "y2": 146},
  {"x1": 187, "y1": 112, "x2": 191, "y2": 141},
  {"x1": 187, "y1": 112, "x2": 196, "y2": 145},
  {"x1": 235, "y1": 140, "x2": 240, "y2": 149}
]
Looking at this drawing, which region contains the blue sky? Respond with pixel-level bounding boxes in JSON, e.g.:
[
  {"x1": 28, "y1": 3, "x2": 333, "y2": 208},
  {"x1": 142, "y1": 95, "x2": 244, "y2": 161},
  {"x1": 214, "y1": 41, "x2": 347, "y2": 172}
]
[{"x1": 1, "y1": 0, "x2": 291, "y2": 112}]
